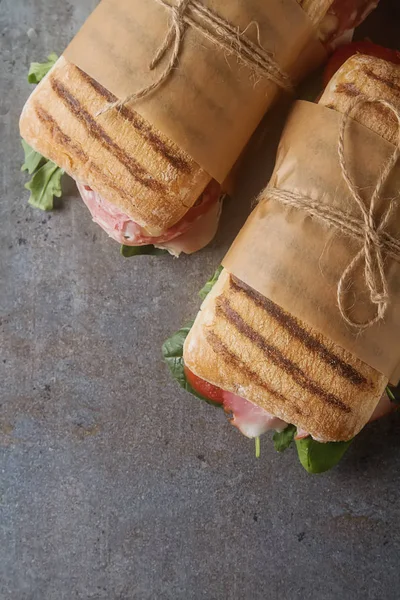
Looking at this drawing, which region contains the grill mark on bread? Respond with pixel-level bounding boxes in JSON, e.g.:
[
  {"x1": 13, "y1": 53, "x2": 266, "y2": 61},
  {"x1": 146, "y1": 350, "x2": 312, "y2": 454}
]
[
  {"x1": 205, "y1": 331, "x2": 303, "y2": 416},
  {"x1": 76, "y1": 67, "x2": 192, "y2": 174},
  {"x1": 230, "y1": 276, "x2": 368, "y2": 387},
  {"x1": 362, "y1": 67, "x2": 400, "y2": 94},
  {"x1": 34, "y1": 104, "x2": 87, "y2": 162},
  {"x1": 49, "y1": 75, "x2": 166, "y2": 193},
  {"x1": 335, "y1": 82, "x2": 361, "y2": 97},
  {"x1": 33, "y1": 103, "x2": 150, "y2": 222},
  {"x1": 216, "y1": 297, "x2": 351, "y2": 413},
  {"x1": 76, "y1": 68, "x2": 116, "y2": 103}
]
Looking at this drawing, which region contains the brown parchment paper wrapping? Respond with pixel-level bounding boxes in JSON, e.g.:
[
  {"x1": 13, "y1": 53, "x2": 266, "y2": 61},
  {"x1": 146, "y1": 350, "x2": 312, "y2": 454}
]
[
  {"x1": 223, "y1": 101, "x2": 400, "y2": 385},
  {"x1": 64, "y1": 0, "x2": 325, "y2": 183}
]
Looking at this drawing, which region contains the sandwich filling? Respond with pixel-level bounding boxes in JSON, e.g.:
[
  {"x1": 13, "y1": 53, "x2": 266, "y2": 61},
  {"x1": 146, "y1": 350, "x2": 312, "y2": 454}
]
[
  {"x1": 77, "y1": 180, "x2": 223, "y2": 256},
  {"x1": 321, "y1": 0, "x2": 379, "y2": 47},
  {"x1": 185, "y1": 365, "x2": 396, "y2": 440}
]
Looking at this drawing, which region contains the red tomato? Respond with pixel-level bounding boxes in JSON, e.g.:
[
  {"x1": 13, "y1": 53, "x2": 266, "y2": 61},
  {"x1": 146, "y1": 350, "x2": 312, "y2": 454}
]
[
  {"x1": 324, "y1": 41, "x2": 400, "y2": 87},
  {"x1": 184, "y1": 367, "x2": 224, "y2": 405}
]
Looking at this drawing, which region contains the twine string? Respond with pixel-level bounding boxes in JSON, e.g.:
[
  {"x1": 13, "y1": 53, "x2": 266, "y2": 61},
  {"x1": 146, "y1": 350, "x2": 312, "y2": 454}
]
[
  {"x1": 268, "y1": 96, "x2": 400, "y2": 331},
  {"x1": 97, "y1": 0, "x2": 294, "y2": 116}
]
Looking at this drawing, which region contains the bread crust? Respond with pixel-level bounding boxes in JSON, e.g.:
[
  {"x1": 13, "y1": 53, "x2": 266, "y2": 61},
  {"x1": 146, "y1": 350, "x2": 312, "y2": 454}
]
[
  {"x1": 184, "y1": 55, "x2": 400, "y2": 442},
  {"x1": 19, "y1": 57, "x2": 211, "y2": 236},
  {"x1": 320, "y1": 54, "x2": 400, "y2": 145}
]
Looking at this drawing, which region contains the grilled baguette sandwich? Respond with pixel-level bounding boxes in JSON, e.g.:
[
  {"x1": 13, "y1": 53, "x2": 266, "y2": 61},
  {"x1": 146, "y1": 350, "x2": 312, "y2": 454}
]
[
  {"x1": 184, "y1": 54, "x2": 400, "y2": 443},
  {"x1": 19, "y1": 0, "x2": 377, "y2": 255}
]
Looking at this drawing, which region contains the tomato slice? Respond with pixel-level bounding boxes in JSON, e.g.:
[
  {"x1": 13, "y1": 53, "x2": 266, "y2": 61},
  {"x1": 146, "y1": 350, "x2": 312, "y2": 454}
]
[
  {"x1": 184, "y1": 367, "x2": 224, "y2": 405},
  {"x1": 324, "y1": 41, "x2": 400, "y2": 88}
]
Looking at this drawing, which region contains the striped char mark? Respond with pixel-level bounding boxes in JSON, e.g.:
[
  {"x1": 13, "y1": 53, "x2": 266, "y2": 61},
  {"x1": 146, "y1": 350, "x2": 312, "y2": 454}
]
[
  {"x1": 33, "y1": 103, "x2": 151, "y2": 223},
  {"x1": 205, "y1": 331, "x2": 304, "y2": 418},
  {"x1": 33, "y1": 103, "x2": 87, "y2": 163},
  {"x1": 216, "y1": 295, "x2": 351, "y2": 414},
  {"x1": 230, "y1": 276, "x2": 368, "y2": 388},
  {"x1": 49, "y1": 75, "x2": 166, "y2": 193},
  {"x1": 361, "y1": 67, "x2": 400, "y2": 95},
  {"x1": 76, "y1": 68, "x2": 193, "y2": 174},
  {"x1": 335, "y1": 82, "x2": 361, "y2": 98}
]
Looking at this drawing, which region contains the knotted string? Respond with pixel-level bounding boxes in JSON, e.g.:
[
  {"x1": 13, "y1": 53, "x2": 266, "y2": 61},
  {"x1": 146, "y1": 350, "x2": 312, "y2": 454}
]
[
  {"x1": 97, "y1": 0, "x2": 294, "y2": 116},
  {"x1": 267, "y1": 96, "x2": 400, "y2": 331}
]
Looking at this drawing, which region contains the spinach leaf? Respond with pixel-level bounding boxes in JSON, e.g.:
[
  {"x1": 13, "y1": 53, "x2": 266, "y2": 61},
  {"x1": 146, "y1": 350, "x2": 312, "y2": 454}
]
[
  {"x1": 28, "y1": 53, "x2": 58, "y2": 84},
  {"x1": 198, "y1": 265, "x2": 223, "y2": 300},
  {"x1": 295, "y1": 437, "x2": 352, "y2": 474},
  {"x1": 273, "y1": 425, "x2": 296, "y2": 452},
  {"x1": 162, "y1": 323, "x2": 222, "y2": 408},
  {"x1": 120, "y1": 244, "x2": 169, "y2": 257}
]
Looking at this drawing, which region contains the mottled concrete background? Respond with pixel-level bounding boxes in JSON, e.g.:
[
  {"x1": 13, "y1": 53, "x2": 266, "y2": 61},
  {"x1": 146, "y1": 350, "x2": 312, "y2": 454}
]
[{"x1": 1, "y1": 1, "x2": 400, "y2": 599}]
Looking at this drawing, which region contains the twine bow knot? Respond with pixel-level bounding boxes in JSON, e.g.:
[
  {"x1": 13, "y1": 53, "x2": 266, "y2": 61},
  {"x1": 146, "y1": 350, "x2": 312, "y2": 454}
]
[
  {"x1": 267, "y1": 96, "x2": 400, "y2": 332},
  {"x1": 97, "y1": 0, "x2": 294, "y2": 116},
  {"x1": 337, "y1": 96, "x2": 400, "y2": 330}
]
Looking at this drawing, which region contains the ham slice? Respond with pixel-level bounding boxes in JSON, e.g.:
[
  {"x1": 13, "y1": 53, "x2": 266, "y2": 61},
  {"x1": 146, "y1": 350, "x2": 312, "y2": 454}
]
[
  {"x1": 224, "y1": 389, "x2": 396, "y2": 441},
  {"x1": 156, "y1": 198, "x2": 223, "y2": 256},
  {"x1": 222, "y1": 391, "x2": 288, "y2": 438},
  {"x1": 321, "y1": 0, "x2": 379, "y2": 48},
  {"x1": 76, "y1": 180, "x2": 222, "y2": 254}
]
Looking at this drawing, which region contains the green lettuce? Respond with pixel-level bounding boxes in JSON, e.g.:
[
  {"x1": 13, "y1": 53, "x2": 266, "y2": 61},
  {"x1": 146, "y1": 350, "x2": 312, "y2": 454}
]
[
  {"x1": 22, "y1": 143, "x2": 63, "y2": 211},
  {"x1": 28, "y1": 52, "x2": 58, "y2": 84},
  {"x1": 21, "y1": 140, "x2": 46, "y2": 175},
  {"x1": 120, "y1": 244, "x2": 168, "y2": 257},
  {"x1": 22, "y1": 53, "x2": 64, "y2": 211}
]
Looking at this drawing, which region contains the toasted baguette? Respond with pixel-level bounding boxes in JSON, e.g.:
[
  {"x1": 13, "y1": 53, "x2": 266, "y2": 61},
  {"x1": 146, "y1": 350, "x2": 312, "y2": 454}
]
[
  {"x1": 19, "y1": 57, "x2": 210, "y2": 236},
  {"x1": 184, "y1": 55, "x2": 400, "y2": 442},
  {"x1": 19, "y1": 1, "x2": 340, "y2": 236}
]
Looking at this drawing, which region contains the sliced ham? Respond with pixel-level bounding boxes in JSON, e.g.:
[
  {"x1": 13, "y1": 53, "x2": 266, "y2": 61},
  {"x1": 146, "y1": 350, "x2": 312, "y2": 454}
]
[
  {"x1": 222, "y1": 391, "x2": 288, "y2": 438},
  {"x1": 320, "y1": 0, "x2": 379, "y2": 48},
  {"x1": 156, "y1": 198, "x2": 223, "y2": 256},
  {"x1": 369, "y1": 392, "x2": 397, "y2": 423},
  {"x1": 76, "y1": 179, "x2": 222, "y2": 254},
  {"x1": 225, "y1": 389, "x2": 396, "y2": 441}
]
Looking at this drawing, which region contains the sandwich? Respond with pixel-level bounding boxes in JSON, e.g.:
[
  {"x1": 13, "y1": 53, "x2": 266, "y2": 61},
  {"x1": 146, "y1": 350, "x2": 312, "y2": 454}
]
[
  {"x1": 163, "y1": 43, "x2": 400, "y2": 473},
  {"x1": 19, "y1": 0, "x2": 378, "y2": 257}
]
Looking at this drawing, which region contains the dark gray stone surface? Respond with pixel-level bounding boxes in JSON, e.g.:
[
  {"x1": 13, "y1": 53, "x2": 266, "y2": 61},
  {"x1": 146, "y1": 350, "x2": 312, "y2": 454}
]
[{"x1": 1, "y1": 1, "x2": 400, "y2": 598}]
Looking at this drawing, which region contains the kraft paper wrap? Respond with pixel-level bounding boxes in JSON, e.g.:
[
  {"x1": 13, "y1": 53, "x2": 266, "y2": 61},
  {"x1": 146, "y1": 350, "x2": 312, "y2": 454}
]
[
  {"x1": 223, "y1": 101, "x2": 400, "y2": 385},
  {"x1": 63, "y1": 0, "x2": 325, "y2": 183}
]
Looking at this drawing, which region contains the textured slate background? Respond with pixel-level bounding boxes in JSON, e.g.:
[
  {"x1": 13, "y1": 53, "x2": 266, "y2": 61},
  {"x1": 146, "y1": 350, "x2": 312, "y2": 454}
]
[{"x1": 1, "y1": 1, "x2": 400, "y2": 598}]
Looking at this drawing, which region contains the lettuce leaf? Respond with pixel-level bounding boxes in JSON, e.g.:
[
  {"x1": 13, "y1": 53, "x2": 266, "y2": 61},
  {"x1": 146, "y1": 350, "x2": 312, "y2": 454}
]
[
  {"x1": 22, "y1": 53, "x2": 63, "y2": 211},
  {"x1": 21, "y1": 140, "x2": 46, "y2": 175},
  {"x1": 295, "y1": 437, "x2": 352, "y2": 474},
  {"x1": 28, "y1": 52, "x2": 58, "y2": 84},
  {"x1": 198, "y1": 266, "x2": 223, "y2": 299},
  {"x1": 120, "y1": 244, "x2": 168, "y2": 257},
  {"x1": 25, "y1": 161, "x2": 64, "y2": 211},
  {"x1": 273, "y1": 425, "x2": 296, "y2": 452}
]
